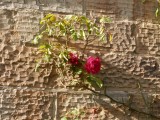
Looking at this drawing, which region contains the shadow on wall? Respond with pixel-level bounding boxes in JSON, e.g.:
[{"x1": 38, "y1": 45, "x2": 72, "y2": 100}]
[
  {"x1": 26, "y1": 0, "x2": 160, "y2": 119},
  {"x1": 92, "y1": 52, "x2": 160, "y2": 119},
  {"x1": 82, "y1": 1, "x2": 160, "y2": 119},
  {"x1": 100, "y1": 68, "x2": 160, "y2": 119}
]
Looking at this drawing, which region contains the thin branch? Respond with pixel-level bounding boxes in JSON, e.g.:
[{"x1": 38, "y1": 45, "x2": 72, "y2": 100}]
[
  {"x1": 81, "y1": 35, "x2": 90, "y2": 59},
  {"x1": 82, "y1": 40, "x2": 88, "y2": 55},
  {"x1": 87, "y1": 36, "x2": 98, "y2": 43}
]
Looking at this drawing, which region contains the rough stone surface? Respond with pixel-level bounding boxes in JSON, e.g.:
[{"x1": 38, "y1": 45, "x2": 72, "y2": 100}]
[{"x1": 0, "y1": 0, "x2": 160, "y2": 120}]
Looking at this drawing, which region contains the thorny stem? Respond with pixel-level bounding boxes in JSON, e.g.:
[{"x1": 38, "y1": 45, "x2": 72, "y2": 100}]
[
  {"x1": 52, "y1": 55, "x2": 66, "y2": 87},
  {"x1": 82, "y1": 41, "x2": 88, "y2": 55},
  {"x1": 82, "y1": 36, "x2": 89, "y2": 59},
  {"x1": 65, "y1": 34, "x2": 69, "y2": 50},
  {"x1": 88, "y1": 36, "x2": 97, "y2": 43}
]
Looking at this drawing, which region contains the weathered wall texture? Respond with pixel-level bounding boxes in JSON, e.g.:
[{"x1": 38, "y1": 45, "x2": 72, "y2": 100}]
[{"x1": 0, "y1": 0, "x2": 160, "y2": 120}]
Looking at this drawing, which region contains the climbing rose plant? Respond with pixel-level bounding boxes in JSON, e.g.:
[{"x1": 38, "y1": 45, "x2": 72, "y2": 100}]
[
  {"x1": 33, "y1": 13, "x2": 111, "y2": 88},
  {"x1": 32, "y1": 13, "x2": 160, "y2": 120}
]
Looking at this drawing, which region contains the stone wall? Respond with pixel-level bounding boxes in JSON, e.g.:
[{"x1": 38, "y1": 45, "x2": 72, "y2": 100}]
[{"x1": 0, "y1": 0, "x2": 160, "y2": 120}]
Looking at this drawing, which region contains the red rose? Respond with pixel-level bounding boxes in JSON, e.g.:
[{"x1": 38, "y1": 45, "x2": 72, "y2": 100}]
[
  {"x1": 69, "y1": 53, "x2": 79, "y2": 66},
  {"x1": 84, "y1": 56, "x2": 101, "y2": 74}
]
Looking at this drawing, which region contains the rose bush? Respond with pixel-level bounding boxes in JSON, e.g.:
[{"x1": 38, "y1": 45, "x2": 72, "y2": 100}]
[
  {"x1": 32, "y1": 14, "x2": 156, "y2": 120},
  {"x1": 33, "y1": 14, "x2": 108, "y2": 89},
  {"x1": 84, "y1": 57, "x2": 101, "y2": 74}
]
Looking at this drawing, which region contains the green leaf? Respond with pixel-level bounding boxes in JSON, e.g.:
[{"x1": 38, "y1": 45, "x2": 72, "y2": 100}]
[
  {"x1": 62, "y1": 53, "x2": 68, "y2": 61},
  {"x1": 40, "y1": 20, "x2": 45, "y2": 25},
  {"x1": 43, "y1": 54, "x2": 51, "y2": 62},
  {"x1": 106, "y1": 33, "x2": 113, "y2": 42},
  {"x1": 71, "y1": 109, "x2": 80, "y2": 116},
  {"x1": 80, "y1": 16, "x2": 88, "y2": 23},
  {"x1": 100, "y1": 17, "x2": 112, "y2": 23},
  {"x1": 59, "y1": 52, "x2": 68, "y2": 61},
  {"x1": 109, "y1": 34, "x2": 113, "y2": 42},
  {"x1": 59, "y1": 22, "x2": 65, "y2": 30},
  {"x1": 32, "y1": 35, "x2": 43, "y2": 44},
  {"x1": 32, "y1": 37, "x2": 39, "y2": 44},
  {"x1": 156, "y1": 8, "x2": 159, "y2": 17},
  {"x1": 138, "y1": 82, "x2": 141, "y2": 89},
  {"x1": 80, "y1": 30, "x2": 86, "y2": 40},
  {"x1": 48, "y1": 28, "x2": 53, "y2": 36},
  {"x1": 41, "y1": 14, "x2": 56, "y2": 25},
  {"x1": 35, "y1": 60, "x2": 41, "y2": 72},
  {"x1": 47, "y1": 48, "x2": 52, "y2": 55},
  {"x1": 99, "y1": 33, "x2": 106, "y2": 41},
  {"x1": 58, "y1": 52, "x2": 63, "y2": 59},
  {"x1": 45, "y1": 44, "x2": 52, "y2": 49},
  {"x1": 39, "y1": 44, "x2": 52, "y2": 55},
  {"x1": 72, "y1": 32, "x2": 78, "y2": 41},
  {"x1": 87, "y1": 75, "x2": 103, "y2": 88},
  {"x1": 45, "y1": 13, "x2": 53, "y2": 19},
  {"x1": 61, "y1": 117, "x2": 67, "y2": 120},
  {"x1": 141, "y1": 0, "x2": 146, "y2": 3},
  {"x1": 95, "y1": 78, "x2": 103, "y2": 88},
  {"x1": 50, "y1": 15, "x2": 56, "y2": 22},
  {"x1": 75, "y1": 69, "x2": 82, "y2": 75},
  {"x1": 65, "y1": 15, "x2": 73, "y2": 20},
  {"x1": 39, "y1": 45, "x2": 46, "y2": 49}
]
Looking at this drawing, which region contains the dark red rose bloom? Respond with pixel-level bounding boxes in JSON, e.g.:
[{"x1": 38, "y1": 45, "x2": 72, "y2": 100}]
[
  {"x1": 69, "y1": 53, "x2": 79, "y2": 66},
  {"x1": 84, "y1": 56, "x2": 101, "y2": 74}
]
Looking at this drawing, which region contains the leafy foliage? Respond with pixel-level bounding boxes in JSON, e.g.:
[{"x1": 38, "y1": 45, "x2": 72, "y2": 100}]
[
  {"x1": 33, "y1": 14, "x2": 111, "y2": 88},
  {"x1": 61, "y1": 108, "x2": 86, "y2": 120}
]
